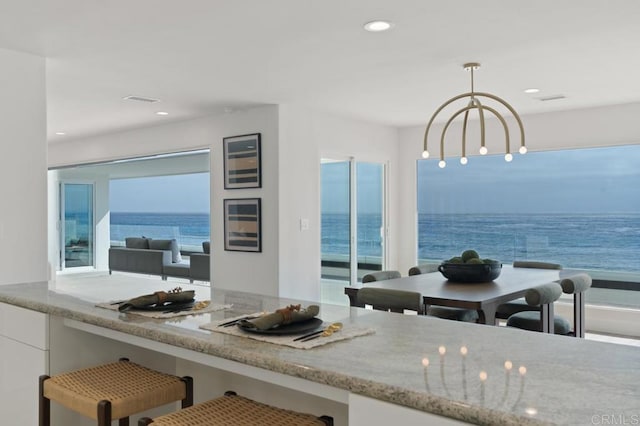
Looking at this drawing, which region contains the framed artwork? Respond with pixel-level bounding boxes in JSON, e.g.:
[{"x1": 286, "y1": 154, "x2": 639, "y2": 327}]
[
  {"x1": 223, "y1": 133, "x2": 261, "y2": 189},
  {"x1": 223, "y1": 198, "x2": 262, "y2": 252}
]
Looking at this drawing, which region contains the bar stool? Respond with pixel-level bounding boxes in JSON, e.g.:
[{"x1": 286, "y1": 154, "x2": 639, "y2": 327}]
[
  {"x1": 39, "y1": 358, "x2": 193, "y2": 426},
  {"x1": 138, "y1": 391, "x2": 333, "y2": 425}
]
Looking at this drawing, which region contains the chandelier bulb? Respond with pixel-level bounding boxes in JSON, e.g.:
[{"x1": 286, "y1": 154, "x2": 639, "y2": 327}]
[
  {"x1": 460, "y1": 157, "x2": 468, "y2": 165},
  {"x1": 422, "y1": 150, "x2": 430, "y2": 159},
  {"x1": 519, "y1": 146, "x2": 527, "y2": 154},
  {"x1": 505, "y1": 153, "x2": 513, "y2": 162},
  {"x1": 438, "y1": 160, "x2": 446, "y2": 168},
  {"x1": 479, "y1": 146, "x2": 488, "y2": 155}
]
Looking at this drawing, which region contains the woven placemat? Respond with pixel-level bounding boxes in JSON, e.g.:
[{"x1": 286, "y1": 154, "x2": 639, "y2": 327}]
[
  {"x1": 96, "y1": 300, "x2": 231, "y2": 319},
  {"x1": 200, "y1": 314, "x2": 375, "y2": 349}
]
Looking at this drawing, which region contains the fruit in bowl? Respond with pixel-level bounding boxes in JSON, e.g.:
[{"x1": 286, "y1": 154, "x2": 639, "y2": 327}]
[{"x1": 438, "y1": 250, "x2": 502, "y2": 283}]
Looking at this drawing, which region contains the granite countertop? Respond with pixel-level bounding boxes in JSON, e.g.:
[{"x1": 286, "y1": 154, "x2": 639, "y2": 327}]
[{"x1": 0, "y1": 278, "x2": 638, "y2": 426}]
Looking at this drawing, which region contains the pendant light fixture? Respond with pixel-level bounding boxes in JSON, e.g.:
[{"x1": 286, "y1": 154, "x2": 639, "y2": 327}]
[{"x1": 422, "y1": 63, "x2": 526, "y2": 168}]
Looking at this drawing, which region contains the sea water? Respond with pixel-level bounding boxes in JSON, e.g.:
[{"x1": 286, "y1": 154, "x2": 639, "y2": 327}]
[
  {"x1": 110, "y1": 211, "x2": 640, "y2": 272},
  {"x1": 321, "y1": 212, "x2": 640, "y2": 273}
]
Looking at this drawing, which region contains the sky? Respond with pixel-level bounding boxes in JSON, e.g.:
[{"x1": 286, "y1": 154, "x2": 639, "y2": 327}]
[
  {"x1": 108, "y1": 145, "x2": 640, "y2": 215},
  {"x1": 417, "y1": 144, "x2": 640, "y2": 214},
  {"x1": 110, "y1": 173, "x2": 210, "y2": 213}
]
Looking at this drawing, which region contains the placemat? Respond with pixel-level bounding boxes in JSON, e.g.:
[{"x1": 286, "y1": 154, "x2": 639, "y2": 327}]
[
  {"x1": 96, "y1": 300, "x2": 231, "y2": 318},
  {"x1": 200, "y1": 314, "x2": 375, "y2": 349}
]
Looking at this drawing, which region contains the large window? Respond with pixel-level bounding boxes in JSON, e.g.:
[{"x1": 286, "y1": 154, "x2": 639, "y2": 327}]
[
  {"x1": 60, "y1": 182, "x2": 94, "y2": 268},
  {"x1": 110, "y1": 173, "x2": 210, "y2": 252},
  {"x1": 321, "y1": 159, "x2": 386, "y2": 283},
  {"x1": 417, "y1": 144, "x2": 640, "y2": 306}
]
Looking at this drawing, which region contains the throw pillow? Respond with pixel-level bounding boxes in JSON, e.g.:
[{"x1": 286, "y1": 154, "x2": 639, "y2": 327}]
[
  {"x1": 202, "y1": 241, "x2": 210, "y2": 254},
  {"x1": 125, "y1": 237, "x2": 150, "y2": 249},
  {"x1": 149, "y1": 239, "x2": 182, "y2": 263}
]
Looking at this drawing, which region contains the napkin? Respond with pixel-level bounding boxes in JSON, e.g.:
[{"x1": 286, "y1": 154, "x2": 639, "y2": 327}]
[
  {"x1": 238, "y1": 304, "x2": 319, "y2": 331},
  {"x1": 118, "y1": 289, "x2": 195, "y2": 311}
]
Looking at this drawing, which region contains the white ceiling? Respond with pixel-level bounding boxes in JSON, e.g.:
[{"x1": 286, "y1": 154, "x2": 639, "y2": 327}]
[{"x1": 2, "y1": 0, "x2": 640, "y2": 142}]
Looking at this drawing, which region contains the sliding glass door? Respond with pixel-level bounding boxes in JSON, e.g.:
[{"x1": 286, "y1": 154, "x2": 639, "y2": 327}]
[
  {"x1": 321, "y1": 158, "x2": 386, "y2": 285},
  {"x1": 60, "y1": 182, "x2": 95, "y2": 269}
]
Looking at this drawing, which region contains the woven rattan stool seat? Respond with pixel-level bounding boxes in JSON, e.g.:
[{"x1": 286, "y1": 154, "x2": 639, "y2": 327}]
[
  {"x1": 140, "y1": 392, "x2": 333, "y2": 426},
  {"x1": 40, "y1": 359, "x2": 192, "y2": 424}
]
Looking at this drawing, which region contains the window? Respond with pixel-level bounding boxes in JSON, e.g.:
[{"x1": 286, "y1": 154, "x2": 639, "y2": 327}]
[
  {"x1": 321, "y1": 159, "x2": 386, "y2": 284},
  {"x1": 110, "y1": 173, "x2": 210, "y2": 252},
  {"x1": 417, "y1": 144, "x2": 640, "y2": 307}
]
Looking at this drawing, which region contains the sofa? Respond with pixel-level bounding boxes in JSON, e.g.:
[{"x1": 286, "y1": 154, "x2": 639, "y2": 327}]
[{"x1": 109, "y1": 237, "x2": 210, "y2": 282}]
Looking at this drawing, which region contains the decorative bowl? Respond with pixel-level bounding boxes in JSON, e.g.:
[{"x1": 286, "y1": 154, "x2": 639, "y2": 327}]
[{"x1": 437, "y1": 261, "x2": 502, "y2": 283}]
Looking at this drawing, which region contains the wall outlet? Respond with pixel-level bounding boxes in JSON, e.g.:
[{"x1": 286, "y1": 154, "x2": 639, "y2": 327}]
[{"x1": 300, "y1": 218, "x2": 310, "y2": 231}]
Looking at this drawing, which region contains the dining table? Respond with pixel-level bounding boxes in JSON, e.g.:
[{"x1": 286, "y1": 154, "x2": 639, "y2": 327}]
[{"x1": 344, "y1": 265, "x2": 561, "y2": 325}]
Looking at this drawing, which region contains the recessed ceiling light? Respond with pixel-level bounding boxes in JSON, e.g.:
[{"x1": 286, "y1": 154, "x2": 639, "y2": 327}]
[
  {"x1": 524, "y1": 88, "x2": 540, "y2": 94},
  {"x1": 155, "y1": 111, "x2": 169, "y2": 116},
  {"x1": 55, "y1": 132, "x2": 66, "y2": 135},
  {"x1": 363, "y1": 20, "x2": 393, "y2": 32}
]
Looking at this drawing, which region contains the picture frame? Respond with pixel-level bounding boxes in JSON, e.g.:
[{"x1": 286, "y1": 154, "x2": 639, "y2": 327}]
[
  {"x1": 223, "y1": 133, "x2": 261, "y2": 189},
  {"x1": 223, "y1": 198, "x2": 262, "y2": 252}
]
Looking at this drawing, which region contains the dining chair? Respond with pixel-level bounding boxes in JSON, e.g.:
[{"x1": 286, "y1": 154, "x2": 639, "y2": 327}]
[
  {"x1": 362, "y1": 270, "x2": 401, "y2": 283},
  {"x1": 408, "y1": 264, "x2": 439, "y2": 276},
  {"x1": 559, "y1": 273, "x2": 592, "y2": 338},
  {"x1": 357, "y1": 287, "x2": 424, "y2": 314},
  {"x1": 506, "y1": 282, "x2": 570, "y2": 334},
  {"x1": 407, "y1": 265, "x2": 479, "y2": 323},
  {"x1": 495, "y1": 261, "x2": 563, "y2": 322}
]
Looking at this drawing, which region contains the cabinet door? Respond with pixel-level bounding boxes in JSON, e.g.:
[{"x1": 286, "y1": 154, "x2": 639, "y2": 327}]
[
  {"x1": 0, "y1": 335, "x2": 49, "y2": 425},
  {"x1": 0, "y1": 303, "x2": 49, "y2": 425}
]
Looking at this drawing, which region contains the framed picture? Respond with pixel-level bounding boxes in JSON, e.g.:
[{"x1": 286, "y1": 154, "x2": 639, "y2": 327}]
[
  {"x1": 223, "y1": 133, "x2": 261, "y2": 189},
  {"x1": 223, "y1": 198, "x2": 262, "y2": 252}
]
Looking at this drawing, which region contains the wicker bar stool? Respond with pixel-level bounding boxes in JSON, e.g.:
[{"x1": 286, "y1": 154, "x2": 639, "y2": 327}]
[
  {"x1": 138, "y1": 391, "x2": 334, "y2": 425},
  {"x1": 39, "y1": 358, "x2": 193, "y2": 426}
]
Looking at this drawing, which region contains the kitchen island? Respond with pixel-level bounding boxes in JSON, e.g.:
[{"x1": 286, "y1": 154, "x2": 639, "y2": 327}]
[{"x1": 0, "y1": 275, "x2": 638, "y2": 425}]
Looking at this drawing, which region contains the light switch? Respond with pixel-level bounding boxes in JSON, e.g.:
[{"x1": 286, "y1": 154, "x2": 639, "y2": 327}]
[{"x1": 300, "y1": 218, "x2": 310, "y2": 231}]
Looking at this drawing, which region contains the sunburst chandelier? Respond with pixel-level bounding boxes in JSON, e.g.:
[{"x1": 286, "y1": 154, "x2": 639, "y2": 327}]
[{"x1": 422, "y1": 63, "x2": 526, "y2": 168}]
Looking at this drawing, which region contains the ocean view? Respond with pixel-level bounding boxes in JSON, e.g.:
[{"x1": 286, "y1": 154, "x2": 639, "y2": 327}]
[
  {"x1": 110, "y1": 212, "x2": 640, "y2": 273},
  {"x1": 322, "y1": 212, "x2": 640, "y2": 273},
  {"x1": 110, "y1": 212, "x2": 210, "y2": 249}
]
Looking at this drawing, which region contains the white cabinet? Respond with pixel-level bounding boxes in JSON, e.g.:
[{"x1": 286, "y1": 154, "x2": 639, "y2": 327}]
[{"x1": 0, "y1": 303, "x2": 49, "y2": 425}]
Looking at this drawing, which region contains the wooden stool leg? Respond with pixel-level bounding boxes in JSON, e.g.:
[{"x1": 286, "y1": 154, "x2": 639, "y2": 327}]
[
  {"x1": 98, "y1": 400, "x2": 113, "y2": 426},
  {"x1": 39, "y1": 375, "x2": 51, "y2": 426},
  {"x1": 319, "y1": 415, "x2": 334, "y2": 425},
  {"x1": 181, "y1": 376, "x2": 194, "y2": 408},
  {"x1": 119, "y1": 417, "x2": 130, "y2": 426}
]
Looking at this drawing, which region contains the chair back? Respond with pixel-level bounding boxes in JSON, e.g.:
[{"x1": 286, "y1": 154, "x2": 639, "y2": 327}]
[
  {"x1": 559, "y1": 273, "x2": 592, "y2": 338},
  {"x1": 362, "y1": 270, "x2": 401, "y2": 283},
  {"x1": 524, "y1": 282, "x2": 563, "y2": 333},
  {"x1": 513, "y1": 261, "x2": 562, "y2": 270},
  {"x1": 408, "y1": 264, "x2": 439, "y2": 276},
  {"x1": 357, "y1": 287, "x2": 423, "y2": 314}
]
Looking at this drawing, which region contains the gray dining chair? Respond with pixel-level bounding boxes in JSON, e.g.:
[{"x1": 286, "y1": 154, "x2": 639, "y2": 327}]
[
  {"x1": 559, "y1": 273, "x2": 592, "y2": 338},
  {"x1": 408, "y1": 264, "x2": 439, "y2": 276},
  {"x1": 362, "y1": 270, "x2": 401, "y2": 283},
  {"x1": 506, "y1": 282, "x2": 569, "y2": 334},
  {"x1": 495, "y1": 261, "x2": 563, "y2": 322},
  {"x1": 357, "y1": 287, "x2": 424, "y2": 314},
  {"x1": 408, "y1": 265, "x2": 478, "y2": 323}
]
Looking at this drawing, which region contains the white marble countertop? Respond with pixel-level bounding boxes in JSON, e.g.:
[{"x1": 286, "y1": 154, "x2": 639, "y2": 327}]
[{"x1": 0, "y1": 276, "x2": 638, "y2": 425}]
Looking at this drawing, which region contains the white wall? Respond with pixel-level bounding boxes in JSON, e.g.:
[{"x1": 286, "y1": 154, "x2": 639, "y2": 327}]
[
  {"x1": 48, "y1": 106, "x2": 281, "y2": 296},
  {"x1": 0, "y1": 48, "x2": 47, "y2": 285},
  {"x1": 278, "y1": 105, "x2": 399, "y2": 300},
  {"x1": 397, "y1": 101, "x2": 640, "y2": 272}
]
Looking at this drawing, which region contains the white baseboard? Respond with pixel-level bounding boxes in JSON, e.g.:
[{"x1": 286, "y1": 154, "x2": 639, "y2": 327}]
[{"x1": 555, "y1": 302, "x2": 640, "y2": 339}]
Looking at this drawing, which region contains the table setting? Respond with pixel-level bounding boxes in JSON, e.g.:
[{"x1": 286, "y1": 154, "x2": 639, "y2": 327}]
[
  {"x1": 200, "y1": 303, "x2": 374, "y2": 349},
  {"x1": 96, "y1": 287, "x2": 232, "y2": 318}
]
